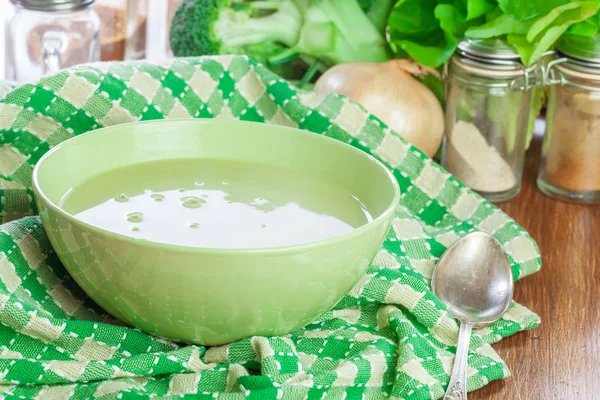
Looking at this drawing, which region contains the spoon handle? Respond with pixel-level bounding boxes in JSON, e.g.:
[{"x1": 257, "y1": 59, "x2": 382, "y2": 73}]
[{"x1": 443, "y1": 321, "x2": 473, "y2": 400}]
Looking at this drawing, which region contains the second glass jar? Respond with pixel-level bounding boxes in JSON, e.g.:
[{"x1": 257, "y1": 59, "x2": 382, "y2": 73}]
[
  {"x1": 538, "y1": 35, "x2": 600, "y2": 204},
  {"x1": 5, "y1": 0, "x2": 100, "y2": 82},
  {"x1": 94, "y1": 0, "x2": 147, "y2": 61}
]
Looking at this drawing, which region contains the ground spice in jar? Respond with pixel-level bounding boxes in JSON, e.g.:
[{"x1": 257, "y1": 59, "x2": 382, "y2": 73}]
[
  {"x1": 95, "y1": 4, "x2": 146, "y2": 61},
  {"x1": 445, "y1": 121, "x2": 517, "y2": 193},
  {"x1": 543, "y1": 87, "x2": 600, "y2": 192},
  {"x1": 27, "y1": 23, "x2": 97, "y2": 67}
]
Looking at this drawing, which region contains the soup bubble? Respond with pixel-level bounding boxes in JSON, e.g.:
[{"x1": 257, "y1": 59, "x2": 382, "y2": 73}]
[
  {"x1": 115, "y1": 194, "x2": 129, "y2": 203},
  {"x1": 127, "y1": 212, "x2": 144, "y2": 223},
  {"x1": 181, "y1": 196, "x2": 206, "y2": 209},
  {"x1": 151, "y1": 194, "x2": 165, "y2": 202}
]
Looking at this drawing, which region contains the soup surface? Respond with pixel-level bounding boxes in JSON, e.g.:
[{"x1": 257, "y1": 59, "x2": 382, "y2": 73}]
[{"x1": 60, "y1": 158, "x2": 372, "y2": 248}]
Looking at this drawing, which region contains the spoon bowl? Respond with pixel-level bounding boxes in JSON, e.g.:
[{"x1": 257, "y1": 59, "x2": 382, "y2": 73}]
[{"x1": 432, "y1": 231, "x2": 513, "y2": 324}]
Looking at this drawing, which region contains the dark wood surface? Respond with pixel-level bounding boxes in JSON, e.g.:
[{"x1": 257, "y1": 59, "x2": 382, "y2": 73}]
[{"x1": 470, "y1": 131, "x2": 600, "y2": 399}]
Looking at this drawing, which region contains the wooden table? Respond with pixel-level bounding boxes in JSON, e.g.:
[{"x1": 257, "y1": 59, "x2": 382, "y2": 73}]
[{"x1": 471, "y1": 131, "x2": 600, "y2": 399}]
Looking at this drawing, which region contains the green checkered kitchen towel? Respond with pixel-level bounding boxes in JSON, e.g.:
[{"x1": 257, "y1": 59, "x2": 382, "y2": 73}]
[{"x1": 0, "y1": 56, "x2": 541, "y2": 399}]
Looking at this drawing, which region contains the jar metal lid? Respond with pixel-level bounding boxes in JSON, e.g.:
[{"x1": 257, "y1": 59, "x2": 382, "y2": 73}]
[
  {"x1": 457, "y1": 38, "x2": 521, "y2": 63},
  {"x1": 556, "y1": 34, "x2": 600, "y2": 66},
  {"x1": 544, "y1": 36, "x2": 600, "y2": 88},
  {"x1": 451, "y1": 39, "x2": 536, "y2": 88},
  {"x1": 10, "y1": 0, "x2": 95, "y2": 12}
]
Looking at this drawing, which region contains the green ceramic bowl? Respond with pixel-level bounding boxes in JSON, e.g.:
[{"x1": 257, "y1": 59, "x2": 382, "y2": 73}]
[{"x1": 33, "y1": 119, "x2": 400, "y2": 346}]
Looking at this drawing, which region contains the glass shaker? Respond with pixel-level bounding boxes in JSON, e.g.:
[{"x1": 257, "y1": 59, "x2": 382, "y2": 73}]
[
  {"x1": 442, "y1": 39, "x2": 538, "y2": 202},
  {"x1": 94, "y1": 0, "x2": 147, "y2": 61},
  {"x1": 166, "y1": 0, "x2": 183, "y2": 57},
  {"x1": 145, "y1": 0, "x2": 181, "y2": 61},
  {"x1": 5, "y1": 0, "x2": 100, "y2": 82},
  {"x1": 538, "y1": 35, "x2": 600, "y2": 204}
]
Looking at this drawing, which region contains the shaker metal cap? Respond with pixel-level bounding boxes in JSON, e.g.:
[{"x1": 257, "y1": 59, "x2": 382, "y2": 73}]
[
  {"x1": 457, "y1": 38, "x2": 521, "y2": 62},
  {"x1": 557, "y1": 34, "x2": 600, "y2": 66},
  {"x1": 10, "y1": 0, "x2": 95, "y2": 12}
]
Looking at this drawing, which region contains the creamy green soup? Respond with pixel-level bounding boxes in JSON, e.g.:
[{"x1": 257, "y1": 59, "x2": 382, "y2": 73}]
[{"x1": 59, "y1": 158, "x2": 372, "y2": 249}]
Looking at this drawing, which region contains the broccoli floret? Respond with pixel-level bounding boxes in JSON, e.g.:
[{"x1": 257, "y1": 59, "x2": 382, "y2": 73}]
[{"x1": 170, "y1": 0, "x2": 302, "y2": 59}]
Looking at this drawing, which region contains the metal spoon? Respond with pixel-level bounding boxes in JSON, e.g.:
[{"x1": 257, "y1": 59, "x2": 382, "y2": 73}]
[{"x1": 432, "y1": 231, "x2": 514, "y2": 400}]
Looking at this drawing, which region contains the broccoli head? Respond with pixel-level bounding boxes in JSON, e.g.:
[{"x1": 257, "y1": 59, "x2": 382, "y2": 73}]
[{"x1": 170, "y1": 0, "x2": 302, "y2": 62}]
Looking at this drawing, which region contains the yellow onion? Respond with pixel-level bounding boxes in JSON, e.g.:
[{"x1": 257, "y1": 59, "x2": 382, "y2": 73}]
[{"x1": 314, "y1": 59, "x2": 444, "y2": 157}]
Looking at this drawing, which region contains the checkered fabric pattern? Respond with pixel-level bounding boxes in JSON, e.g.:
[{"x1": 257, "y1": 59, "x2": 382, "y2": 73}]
[{"x1": 0, "y1": 56, "x2": 541, "y2": 399}]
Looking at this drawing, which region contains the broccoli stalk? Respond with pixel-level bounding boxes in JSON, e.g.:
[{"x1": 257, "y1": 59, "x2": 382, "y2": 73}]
[
  {"x1": 216, "y1": 1, "x2": 302, "y2": 52},
  {"x1": 271, "y1": 0, "x2": 389, "y2": 65},
  {"x1": 365, "y1": 0, "x2": 396, "y2": 35}
]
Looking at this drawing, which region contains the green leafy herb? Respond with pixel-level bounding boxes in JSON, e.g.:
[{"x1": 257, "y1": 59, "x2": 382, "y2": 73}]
[
  {"x1": 466, "y1": 14, "x2": 530, "y2": 38},
  {"x1": 497, "y1": 0, "x2": 571, "y2": 21},
  {"x1": 507, "y1": 1, "x2": 598, "y2": 65},
  {"x1": 387, "y1": 0, "x2": 600, "y2": 67}
]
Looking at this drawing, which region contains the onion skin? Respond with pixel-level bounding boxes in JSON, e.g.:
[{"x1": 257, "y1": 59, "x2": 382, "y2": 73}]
[{"x1": 314, "y1": 60, "x2": 444, "y2": 157}]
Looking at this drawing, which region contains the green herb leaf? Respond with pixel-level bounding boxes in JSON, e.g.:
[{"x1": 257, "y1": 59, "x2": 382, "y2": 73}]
[
  {"x1": 435, "y1": 4, "x2": 470, "y2": 35},
  {"x1": 509, "y1": 1, "x2": 598, "y2": 65},
  {"x1": 466, "y1": 13, "x2": 530, "y2": 38},
  {"x1": 387, "y1": 0, "x2": 458, "y2": 67},
  {"x1": 527, "y1": 2, "x2": 596, "y2": 41},
  {"x1": 387, "y1": 0, "x2": 439, "y2": 36},
  {"x1": 389, "y1": 31, "x2": 459, "y2": 68},
  {"x1": 497, "y1": 0, "x2": 571, "y2": 21},
  {"x1": 387, "y1": 0, "x2": 487, "y2": 67},
  {"x1": 506, "y1": 34, "x2": 535, "y2": 63},
  {"x1": 467, "y1": 0, "x2": 497, "y2": 20}
]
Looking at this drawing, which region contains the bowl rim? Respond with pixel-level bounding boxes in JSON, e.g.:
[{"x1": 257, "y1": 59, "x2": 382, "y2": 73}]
[{"x1": 33, "y1": 118, "x2": 400, "y2": 255}]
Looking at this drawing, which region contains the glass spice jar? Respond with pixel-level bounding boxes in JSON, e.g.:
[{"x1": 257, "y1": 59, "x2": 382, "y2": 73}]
[
  {"x1": 146, "y1": 0, "x2": 182, "y2": 61},
  {"x1": 5, "y1": 0, "x2": 100, "y2": 82},
  {"x1": 538, "y1": 35, "x2": 600, "y2": 204},
  {"x1": 93, "y1": 0, "x2": 147, "y2": 61},
  {"x1": 166, "y1": 0, "x2": 183, "y2": 57},
  {"x1": 442, "y1": 39, "x2": 539, "y2": 202},
  {"x1": 442, "y1": 39, "x2": 539, "y2": 201}
]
